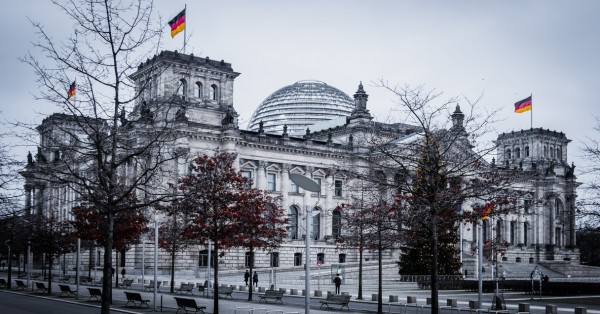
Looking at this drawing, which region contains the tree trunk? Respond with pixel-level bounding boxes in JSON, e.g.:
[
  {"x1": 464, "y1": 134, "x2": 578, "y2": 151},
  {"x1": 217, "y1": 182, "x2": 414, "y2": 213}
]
[
  {"x1": 431, "y1": 219, "x2": 439, "y2": 314},
  {"x1": 213, "y1": 239, "x2": 219, "y2": 314},
  {"x1": 170, "y1": 247, "x2": 176, "y2": 293},
  {"x1": 101, "y1": 211, "x2": 114, "y2": 314},
  {"x1": 377, "y1": 240, "x2": 383, "y2": 313},
  {"x1": 115, "y1": 250, "x2": 119, "y2": 288},
  {"x1": 247, "y1": 245, "x2": 254, "y2": 301},
  {"x1": 358, "y1": 246, "x2": 363, "y2": 299}
]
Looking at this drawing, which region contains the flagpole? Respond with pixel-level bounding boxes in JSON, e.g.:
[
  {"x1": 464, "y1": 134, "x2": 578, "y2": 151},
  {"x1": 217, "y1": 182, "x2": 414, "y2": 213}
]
[
  {"x1": 530, "y1": 93, "x2": 532, "y2": 129},
  {"x1": 183, "y1": 4, "x2": 187, "y2": 54}
]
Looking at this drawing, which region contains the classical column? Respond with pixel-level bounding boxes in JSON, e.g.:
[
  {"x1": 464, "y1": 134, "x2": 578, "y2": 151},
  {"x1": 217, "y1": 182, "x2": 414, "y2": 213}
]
[
  {"x1": 324, "y1": 175, "x2": 333, "y2": 237},
  {"x1": 281, "y1": 164, "x2": 290, "y2": 198},
  {"x1": 257, "y1": 161, "x2": 267, "y2": 191},
  {"x1": 24, "y1": 185, "x2": 33, "y2": 215}
]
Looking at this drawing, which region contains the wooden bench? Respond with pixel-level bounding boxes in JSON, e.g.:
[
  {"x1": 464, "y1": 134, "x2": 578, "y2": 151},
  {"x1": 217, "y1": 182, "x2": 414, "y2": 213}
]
[
  {"x1": 120, "y1": 278, "x2": 133, "y2": 289},
  {"x1": 320, "y1": 294, "x2": 351, "y2": 311},
  {"x1": 87, "y1": 287, "x2": 102, "y2": 301},
  {"x1": 144, "y1": 280, "x2": 161, "y2": 292},
  {"x1": 124, "y1": 291, "x2": 150, "y2": 308},
  {"x1": 176, "y1": 283, "x2": 195, "y2": 295},
  {"x1": 35, "y1": 282, "x2": 48, "y2": 294},
  {"x1": 14, "y1": 280, "x2": 26, "y2": 291},
  {"x1": 258, "y1": 289, "x2": 284, "y2": 304},
  {"x1": 174, "y1": 297, "x2": 206, "y2": 314},
  {"x1": 59, "y1": 284, "x2": 77, "y2": 297},
  {"x1": 217, "y1": 286, "x2": 234, "y2": 299}
]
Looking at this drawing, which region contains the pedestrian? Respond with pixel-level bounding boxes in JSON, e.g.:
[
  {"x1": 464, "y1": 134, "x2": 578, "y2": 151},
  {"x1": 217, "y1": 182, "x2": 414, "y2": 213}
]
[
  {"x1": 111, "y1": 267, "x2": 115, "y2": 278},
  {"x1": 333, "y1": 274, "x2": 342, "y2": 294},
  {"x1": 121, "y1": 268, "x2": 126, "y2": 278},
  {"x1": 543, "y1": 274, "x2": 549, "y2": 283},
  {"x1": 253, "y1": 271, "x2": 258, "y2": 287},
  {"x1": 244, "y1": 270, "x2": 250, "y2": 286}
]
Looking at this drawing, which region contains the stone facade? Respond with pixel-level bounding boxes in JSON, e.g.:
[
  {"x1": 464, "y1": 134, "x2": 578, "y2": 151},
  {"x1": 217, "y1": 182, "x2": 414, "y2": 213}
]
[{"x1": 21, "y1": 50, "x2": 579, "y2": 276}]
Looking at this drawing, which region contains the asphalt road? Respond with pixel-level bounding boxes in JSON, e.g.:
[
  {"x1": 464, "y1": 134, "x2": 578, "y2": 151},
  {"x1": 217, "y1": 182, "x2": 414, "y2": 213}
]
[{"x1": 0, "y1": 291, "x2": 103, "y2": 314}]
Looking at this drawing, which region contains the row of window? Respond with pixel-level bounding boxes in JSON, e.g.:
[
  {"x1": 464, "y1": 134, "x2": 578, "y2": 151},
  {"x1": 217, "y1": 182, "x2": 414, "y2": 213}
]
[
  {"x1": 198, "y1": 250, "x2": 347, "y2": 268},
  {"x1": 242, "y1": 170, "x2": 343, "y2": 197},
  {"x1": 287, "y1": 206, "x2": 342, "y2": 240},
  {"x1": 505, "y1": 145, "x2": 563, "y2": 160},
  {"x1": 176, "y1": 79, "x2": 219, "y2": 101}
]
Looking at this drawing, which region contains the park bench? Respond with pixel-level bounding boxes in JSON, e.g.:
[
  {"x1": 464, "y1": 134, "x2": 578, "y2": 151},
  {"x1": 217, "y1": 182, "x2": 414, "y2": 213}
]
[
  {"x1": 59, "y1": 284, "x2": 77, "y2": 297},
  {"x1": 174, "y1": 297, "x2": 206, "y2": 314},
  {"x1": 144, "y1": 280, "x2": 161, "y2": 292},
  {"x1": 120, "y1": 278, "x2": 134, "y2": 289},
  {"x1": 14, "y1": 280, "x2": 26, "y2": 291},
  {"x1": 58, "y1": 275, "x2": 71, "y2": 283},
  {"x1": 217, "y1": 286, "x2": 234, "y2": 299},
  {"x1": 0, "y1": 278, "x2": 7, "y2": 288},
  {"x1": 176, "y1": 283, "x2": 195, "y2": 295},
  {"x1": 87, "y1": 287, "x2": 102, "y2": 301},
  {"x1": 258, "y1": 289, "x2": 284, "y2": 304},
  {"x1": 320, "y1": 294, "x2": 351, "y2": 311},
  {"x1": 124, "y1": 291, "x2": 150, "y2": 308},
  {"x1": 30, "y1": 273, "x2": 41, "y2": 280},
  {"x1": 35, "y1": 282, "x2": 48, "y2": 294},
  {"x1": 79, "y1": 276, "x2": 93, "y2": 285}
]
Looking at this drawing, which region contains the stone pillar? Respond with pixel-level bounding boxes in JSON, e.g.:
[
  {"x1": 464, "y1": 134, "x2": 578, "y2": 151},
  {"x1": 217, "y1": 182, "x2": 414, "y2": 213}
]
[
  {"x1": 324, "y1": 175, "x2": 333, "y2": 237},
  {"x1": 281, "y1": 164, "x2": 290, "y2": 197},
  {"x1": 257, "y1": 161, "x2": 267, "y2": 191},
  {"x1": 24, "y1": 185, "x2": 32, "y2": 215}
]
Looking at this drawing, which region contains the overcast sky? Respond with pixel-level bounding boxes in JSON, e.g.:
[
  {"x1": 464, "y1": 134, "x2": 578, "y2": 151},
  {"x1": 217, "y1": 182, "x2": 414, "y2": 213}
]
[{"x1": 1, "y1": 0, "x2": 599, "y2": 178}]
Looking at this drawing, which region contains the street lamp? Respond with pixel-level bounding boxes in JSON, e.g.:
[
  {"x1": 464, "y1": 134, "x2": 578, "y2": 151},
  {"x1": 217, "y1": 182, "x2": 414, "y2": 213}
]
[{"x1": 289, "y1": 173, "x2": 321, "y2": 314}]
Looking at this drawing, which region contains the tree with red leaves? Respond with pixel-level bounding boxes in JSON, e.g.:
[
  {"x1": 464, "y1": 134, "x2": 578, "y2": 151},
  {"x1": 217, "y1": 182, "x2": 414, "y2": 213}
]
[
  {"x1": 233, "y1": 189, "x2": 287, "y2": 301},
  {"x1": 71, "y1": 187, "x2": 149, "y2": 288},
  {"x1": 178, "y1": 151, "x2": 279, "y2": 313}
]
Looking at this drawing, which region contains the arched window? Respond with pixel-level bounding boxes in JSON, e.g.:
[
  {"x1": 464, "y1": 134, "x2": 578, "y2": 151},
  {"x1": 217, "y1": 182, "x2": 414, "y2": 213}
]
[
  {"x1": 195, "y1": 82, "x2": 203, "y2": 98},
  {"x1": 523, "y1": 222, "x2": 529, "y2": 245},
  {"x1": 505, "y1": 149, "x2": 512, "y2": 160},
  {"x1": 550, "y1": 146, "x2": 555, "y2": 159},
  {"x1": 544, "y1": 146, "x2": 548, "y2": 158},
  {"x1": 332, "y1": 209, "x2": 341, "y2": 239},
  {"x1": 557, "y1": 147, "x2": 562, "y2": 160},
  {"x1": 288, "y1": 206, "x2": 298, "y2": 239},
  {"x1": 496, "y1": 220, "x2": 502, "y2": 241},
  {"x1": 510, "y1": 221, "x2": 516, "y2": 245},
  {"x1": 515, "y1": 147, "x2": 521, "y2": 159},
  {"x1": 210, "y1": 84, "x2": 218, "y2": 101},
  {"x1": 555, "y1": 198, "x2": 563, "y2": 217},
  {"x1": 311, "y1": 207, "x2": 321, "y2": 240},
  {"x1": 482, "y1": 220, "x2": 488, "y2": 240},
  {"x1": 525, "y1": 146, "x2": 530, "y2": 157},
  {"x1": 177, "y1": 79, "x2": 187, "y2": 98}
]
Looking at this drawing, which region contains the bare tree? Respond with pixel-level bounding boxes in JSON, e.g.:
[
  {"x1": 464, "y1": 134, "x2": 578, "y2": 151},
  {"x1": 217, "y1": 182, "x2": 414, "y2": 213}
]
[
  {"x1": 20, "y1": 1, "x2": 186, "y2": 312},
  {"x1": 580, "y1": 116, "x2": 600, "y2": 228},
  {"x1": 340, "y1": 82, "x2": 514, "y2": 313}
]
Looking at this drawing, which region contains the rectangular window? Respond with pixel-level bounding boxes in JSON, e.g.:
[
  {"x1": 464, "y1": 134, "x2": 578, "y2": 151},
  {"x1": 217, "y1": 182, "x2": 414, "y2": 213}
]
[
  {"x1": 338, "y1": 254, "x2": 346, "y2": 264},
  {"x1": 242, "y1": 170, "x2": 252, "y2": 179},
  {"x1": 267, "y1": 173, "x2": 277, "y2": 191},
  {"x1": 334, "y1": 180, "x2": 343, "y2": 197},
  {"x1": 313, "y1": 178, "x2": 321, "y2": 196},
  {"x1": 270, "y1": 252, "x2": 279, "y2": 267},
  {"x1": 524, "y1": 200, "x2": 531, "y2": 214},
  {"x1": 510, "y1": 221, "x2": 516, "y2": 245},
  {"x1": 317, "y1": 253, "x2": 325, "y2": 265},
  {"x1": 290, "y1": 180, "x2": 299, "y2": 193},
  {"x1": 294, "y1": 253, "x2": 302, "y2": 266},
  {"x1": 245, "y1": 252, "x2": 254, "y2": 268}
]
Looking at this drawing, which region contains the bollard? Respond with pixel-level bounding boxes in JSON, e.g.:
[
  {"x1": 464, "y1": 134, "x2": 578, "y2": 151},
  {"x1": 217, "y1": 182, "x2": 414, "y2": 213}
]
[
  {"x1": 327, "y1": 291, "x2": 333, "y2": 297},
  {"x1": 407, "y1": 296, "x2": 417, "y2": 304},
  {"x1": 258, "y1": 287, "x2": 265, "y2": 292},
  {"x1": 372, "y1": 294, "x2": 378, "y2": 301},
  {"x1": 314, "y1": 290, "x2": 322, "y2": 297},
  {"x1": 290, "y1": 288, "x2": 298, "y2": 295},
  {"x1": 389, "y1": 295, "x2": 398, "y2": 303},
  {"x1": 545, "y1": 305, "x2": 557, "y2": 314},
  {"x1": 575, "y1": 308, "x2": 587, "y2": 314},
  {"x1": 469, "y1": 300, "x2": 479, "y2": 309},
  {"x1": 427, "y1": 298, "x2": 432, "y2": 305},
  {"x1": 302, "y1": 289, "x2": 306, "y2": 296},
  {"x1": 447, "y1": 299, "x2": 457, "y2": 307},
  {"x1": 518, "y1": 303, "x2": 530, "y2": 313},
  {"x1": 238, "y1": 285, "x2": 246, "y2": 291}
]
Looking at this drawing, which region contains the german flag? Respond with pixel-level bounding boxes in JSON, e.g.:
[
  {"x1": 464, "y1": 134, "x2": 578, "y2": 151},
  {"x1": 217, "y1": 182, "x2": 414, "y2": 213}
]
[
  {"x1": 514, "y1": 95, "x2": 532, "y2": 113},
  {"x1": 168, "y1": 9, "x2": 185, "y2": 38},
  {"x1": 67, "y1": 81, "x2": 75, "y2": 99}
]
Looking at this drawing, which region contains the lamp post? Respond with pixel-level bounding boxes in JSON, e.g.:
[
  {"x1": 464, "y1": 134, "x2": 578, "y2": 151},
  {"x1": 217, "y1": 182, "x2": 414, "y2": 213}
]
[{"x1": 289, "y1": 173, "x2": 321, "y2": 314}]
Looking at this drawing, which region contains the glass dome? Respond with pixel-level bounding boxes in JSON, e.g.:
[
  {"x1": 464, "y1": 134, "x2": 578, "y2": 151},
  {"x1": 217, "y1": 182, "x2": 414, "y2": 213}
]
[{"x1": 247, "y1": 80, "x2": 355, "y2": 136}]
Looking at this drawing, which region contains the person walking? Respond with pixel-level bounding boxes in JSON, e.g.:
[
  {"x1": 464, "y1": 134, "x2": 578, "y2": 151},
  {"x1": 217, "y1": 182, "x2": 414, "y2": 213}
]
[
  {"x1": 244, "y1": 270, "x2": 250, "y2": 286},
  {"x1": 333, "y1": 274, "x2": 342, "y2": 294},
  {"x1": 253, "y1": 271, "x2": 258, "y2": 287},
  {"x1": 121, "y1": 268, "x2": 126, "y2": 278}
]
